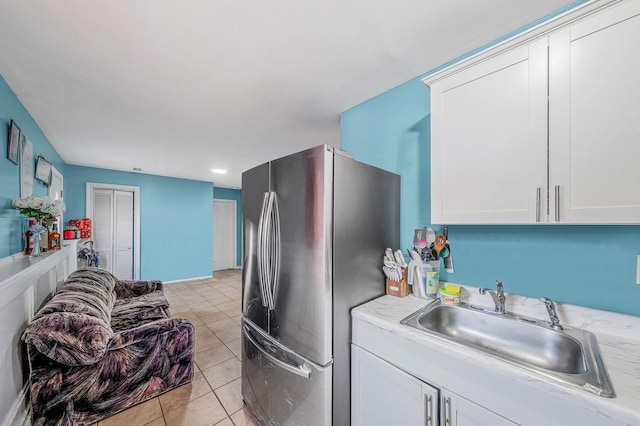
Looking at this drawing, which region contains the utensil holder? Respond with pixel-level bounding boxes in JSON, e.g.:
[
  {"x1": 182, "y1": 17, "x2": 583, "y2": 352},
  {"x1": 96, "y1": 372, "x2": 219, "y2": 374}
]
[{"x1": 386, "y1": 267, "x2": 410, "y2": 297}]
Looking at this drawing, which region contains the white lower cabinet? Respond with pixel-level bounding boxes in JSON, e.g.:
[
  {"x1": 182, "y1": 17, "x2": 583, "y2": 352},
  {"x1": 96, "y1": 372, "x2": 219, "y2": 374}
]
[
  {"x1": 440, "y1": 389, "x2": 516, "y2": 426},
  {"x1": 352, "y1": 345, "x2": 438, "y2": 425},
  {"x1": 352, "y1": 345, "x2": 516, "y2": 426}
]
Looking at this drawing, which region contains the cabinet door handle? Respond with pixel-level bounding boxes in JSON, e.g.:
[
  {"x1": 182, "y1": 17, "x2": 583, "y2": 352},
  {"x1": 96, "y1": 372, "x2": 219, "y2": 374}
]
[
  {"x1": 443, "y1": 396, "x2": 451, "y2": 425},
  {"x1": 555, "y1": 185, "x2": 560, "y2": 222},
  {"x1": 425, "y1": 394, "x2": 433, "y2": 426},
  {"x1": 536, "y1": 187, "x2": 542, "y2": 223}
]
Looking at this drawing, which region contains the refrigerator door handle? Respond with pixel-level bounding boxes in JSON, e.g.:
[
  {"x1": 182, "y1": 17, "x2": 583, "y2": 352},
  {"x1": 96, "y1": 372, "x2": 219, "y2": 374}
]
[
  {"x1": 243, "y1": 324, "x2": 312, "y2": 379},
  {"x1": 257, "y1": 192, "x2": 270, "y2": 307},
  {"x1": 259, "y1": 191, "x2": 280, "y2": 310},
  {"x1": 263, "y1": 192, "x2": 274, "y2": 309},
  {"x1": 268, "y1": 192, "x2": 281, "y2": 310}
]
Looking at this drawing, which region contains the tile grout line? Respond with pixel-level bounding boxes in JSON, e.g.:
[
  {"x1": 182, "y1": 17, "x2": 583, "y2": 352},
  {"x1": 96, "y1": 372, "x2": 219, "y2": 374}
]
[{"x1": 202, "y1": 275, "x2": 244, "y2": 421}]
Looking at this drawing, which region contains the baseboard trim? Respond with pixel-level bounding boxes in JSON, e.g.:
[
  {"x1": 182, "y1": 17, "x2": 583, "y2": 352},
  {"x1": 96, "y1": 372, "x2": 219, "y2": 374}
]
[
  {"x1": 4, "y1": 385, "x2": 29, "y2": 426},
  {"x1": 164, "y1": 275, "x2": 213, "y2": 284}
]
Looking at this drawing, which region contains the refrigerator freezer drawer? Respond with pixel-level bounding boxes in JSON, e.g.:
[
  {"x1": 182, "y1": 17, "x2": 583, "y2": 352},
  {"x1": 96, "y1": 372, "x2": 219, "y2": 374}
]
[
  {"x1": 242, "y1": 322, "x2": 332, "y2": 426},
  {"x1": 243, "y1": 323, "x2": 311, "y2": 378}
]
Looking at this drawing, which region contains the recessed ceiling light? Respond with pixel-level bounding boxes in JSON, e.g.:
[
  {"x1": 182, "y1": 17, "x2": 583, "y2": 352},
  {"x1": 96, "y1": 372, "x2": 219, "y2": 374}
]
[{"x1": 211, "y1": 169, "x2": 228, "y2": 174}]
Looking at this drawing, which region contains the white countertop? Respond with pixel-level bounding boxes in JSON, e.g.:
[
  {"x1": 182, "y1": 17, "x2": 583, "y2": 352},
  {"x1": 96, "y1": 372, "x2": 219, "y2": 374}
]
[
  {"x1": 352, "y1": 288, "x2": 640, "y2": 425},
  {"x1": 0, "y1": 241, "x2": 77, "y2": 301},
  {"x1": 0, "y1": 244, "x2": 71, "y2": 286}
]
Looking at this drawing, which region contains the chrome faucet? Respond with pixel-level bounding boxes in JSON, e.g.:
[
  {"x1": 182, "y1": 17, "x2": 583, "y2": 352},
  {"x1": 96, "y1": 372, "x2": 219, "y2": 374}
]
[
  {"x1": 540, "y1": 297, "x2": 563, "y2": 330},
  {"x1": 479, "y1": 280, "x2": 506, "y2": 314}
]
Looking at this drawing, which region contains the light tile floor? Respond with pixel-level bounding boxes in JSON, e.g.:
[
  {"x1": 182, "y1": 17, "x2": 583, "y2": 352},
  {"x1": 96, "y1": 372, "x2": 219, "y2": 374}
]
[{"x1": 96, "y1": 269, "x2": 259, "y2": 426}]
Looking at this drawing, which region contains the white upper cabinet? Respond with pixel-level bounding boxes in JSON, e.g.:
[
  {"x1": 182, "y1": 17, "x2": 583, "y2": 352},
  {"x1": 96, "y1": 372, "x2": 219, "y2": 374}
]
[
  {"x1": 549, "y1": 0, "x2": 640, "y2": 223},
  {"x1": 426, "y1": 0, "x2": 640, "y2": 224},
  {"x1": 429, "y1": 41, "x2": 548, "y2": 224}
]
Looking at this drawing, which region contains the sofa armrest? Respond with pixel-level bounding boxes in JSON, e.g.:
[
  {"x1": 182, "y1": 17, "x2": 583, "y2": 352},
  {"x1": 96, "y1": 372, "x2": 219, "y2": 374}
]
[
  {"x1": 115, "y1": 279, "x2": 164, "y2": 299},
  {"x1": 108, "y1": 317, "x2": 193, "y2": 350}
]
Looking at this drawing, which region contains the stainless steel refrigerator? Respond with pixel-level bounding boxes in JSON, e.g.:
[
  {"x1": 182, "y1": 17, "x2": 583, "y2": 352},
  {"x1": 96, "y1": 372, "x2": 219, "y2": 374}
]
[{"x1": 241, "y1": 145, "x2": 400, "y2": 425}]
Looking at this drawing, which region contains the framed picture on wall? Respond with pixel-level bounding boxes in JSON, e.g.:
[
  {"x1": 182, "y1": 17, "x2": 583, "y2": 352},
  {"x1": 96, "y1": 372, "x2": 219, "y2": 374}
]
[
  {"x1": 7, "y1": 120, "x2": 20, "y2": 164},
  {"x1": 35, "y1": 155, "x2": 53, "y2": 186},
  {"x1": 20, "y1": 136, "x2": 34, "y2": 198}
]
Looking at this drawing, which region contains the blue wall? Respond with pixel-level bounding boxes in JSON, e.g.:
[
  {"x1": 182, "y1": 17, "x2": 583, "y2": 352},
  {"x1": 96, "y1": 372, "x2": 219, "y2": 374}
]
[
  {"x1": 341, "y1": 4, "x2": 640, "y2": 317},
  {"x1": 2, "y1": 73, "x2": 217, "y2": 282},
  {"x1": 65, "y1": 165, "x2": 214, "y2": 282},
  {"x1": 0, "y1": 76, "x2": 65, "y2": 258},
  {"x1": 213, "y1": 186, "x2": 242, "y2": 267}
]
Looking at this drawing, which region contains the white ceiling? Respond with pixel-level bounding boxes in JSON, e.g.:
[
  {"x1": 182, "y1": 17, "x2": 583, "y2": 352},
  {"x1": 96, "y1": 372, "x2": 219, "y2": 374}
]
[{"x1": 0, "y1": 0, "x2": 572, "y2": 188}]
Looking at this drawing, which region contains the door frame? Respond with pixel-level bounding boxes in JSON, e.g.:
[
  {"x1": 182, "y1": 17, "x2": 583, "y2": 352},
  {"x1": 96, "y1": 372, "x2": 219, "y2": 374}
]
[
  {"x1": 49, "y1": 166, "x2": 63, "y2": 199},
  {"x1": 213, "y1": 198, "x2": 237, "y2": 271},
  {"x1": 86, "y1": 182, "x2": 141, "y2": 279},
  {"x1": 49, "y1": 166, "x2": 64, "y2": 227}
]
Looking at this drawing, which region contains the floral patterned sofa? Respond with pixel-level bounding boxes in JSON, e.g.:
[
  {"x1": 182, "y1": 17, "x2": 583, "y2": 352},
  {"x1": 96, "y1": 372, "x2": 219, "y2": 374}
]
[{"x1": 22, "y1": 267, "x2": 195, "y2": 425}]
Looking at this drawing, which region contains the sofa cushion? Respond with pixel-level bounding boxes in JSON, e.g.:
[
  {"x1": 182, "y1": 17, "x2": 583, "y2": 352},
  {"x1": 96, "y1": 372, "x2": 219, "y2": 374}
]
[
  {"x1": 34, "y1": 287, "x2": 113, "y2": 326},
  {"x1": 25, "y1": 267, "x2": 118, "y2": 365},
  {"x1": 115, "y1": 279, "x2": 163, "y2": 299},
  {"x1": 111, "y1": 291, "x2": 171, "y2": 331},
  {"x1": 23, "y1": 312, "x2": 113, "y2": 366},
  {"x1": 60, "y1": 267, "x2": 118, "y2": 311},
  {"x1": 35, "y1": 267, "x2": 117, "y2": 324}
]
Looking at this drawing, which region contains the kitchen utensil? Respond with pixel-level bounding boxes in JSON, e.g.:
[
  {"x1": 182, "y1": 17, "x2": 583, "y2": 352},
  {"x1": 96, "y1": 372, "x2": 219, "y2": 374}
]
[
  {"x1": 443, "y1": 244, "x2": 454, "y2": 273},
  {"x1": 421, "y1": 246, "x2": 436, "y2": 261},
  {"x1": 425, "y1": 228, "x2": 436, "y2": 247},
  {"x1": 413, "y1": 229, "x2": 427, "y2": 249},
  {"x1": 407, "y1": 259, "x2": 427, "y2": 298},
  {"x1": 383, "y1": 266, "x2": 395, "y2": 280},
  {"x1": 383, "y1": 267, "x2": 396, "y2": 281},
  {"x1": 385, "y1": 248, "x2": 395, "y2": 262},
  {"x1": 394, "y1": 250, "x2": 407, "y2": 267},
  {"x1": 383, "y1": 259, "x2": 402, "y2": 281},
  {"x1": 409, "y1": 249, "x2": 421, "y2": 261},
  {"x1": 434, "y1": 235, "x2": 447, "y2": 255}
]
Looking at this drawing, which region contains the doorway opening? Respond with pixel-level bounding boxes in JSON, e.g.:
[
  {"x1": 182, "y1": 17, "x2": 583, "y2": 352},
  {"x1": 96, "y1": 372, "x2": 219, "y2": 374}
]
[
  {"x1": 86, "y1": 183, "x2": 141, "y2": 280},
  {"x1": 213, "y1": 199, "x2": 237, "y2": 272}
]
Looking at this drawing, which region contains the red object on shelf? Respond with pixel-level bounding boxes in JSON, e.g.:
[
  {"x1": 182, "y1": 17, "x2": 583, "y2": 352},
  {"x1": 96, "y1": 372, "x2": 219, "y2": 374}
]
[{"x1": 68, "y1": 218, "x2": 92, "y2": 238}]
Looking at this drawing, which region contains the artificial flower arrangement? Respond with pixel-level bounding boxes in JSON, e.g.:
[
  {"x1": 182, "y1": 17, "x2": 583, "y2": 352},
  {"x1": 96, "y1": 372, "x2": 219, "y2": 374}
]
[{"x1": 12, "y1": 196, "x2": 66, "y2": 225}]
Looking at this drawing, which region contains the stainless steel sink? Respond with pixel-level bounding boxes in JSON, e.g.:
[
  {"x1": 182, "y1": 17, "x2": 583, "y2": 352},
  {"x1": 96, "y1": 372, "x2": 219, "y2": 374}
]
[{"x1": 401, "y1": 300, "x2": 615, "y2": 397}]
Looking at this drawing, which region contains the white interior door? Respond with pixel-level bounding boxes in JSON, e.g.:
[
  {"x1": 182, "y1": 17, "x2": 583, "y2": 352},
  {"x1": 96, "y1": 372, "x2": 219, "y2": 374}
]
[
  {"x1": 114, "y1": 191, "x2": 134, "y2": 279},
  {"x1": 92, "y1": 188, "x2": 135, "y2": 279},
  {"x1": 213, "y1": 199, "x2": 236, "y2": 271},
  {"x1": 93, "y1": 189, "x2": 114, "y2": 274}
]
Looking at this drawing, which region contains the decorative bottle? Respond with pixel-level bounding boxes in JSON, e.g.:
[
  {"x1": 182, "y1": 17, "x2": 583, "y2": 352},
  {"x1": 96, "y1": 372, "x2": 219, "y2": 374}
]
[
  {"x1": 24, "y1": 219, "x2": 35, "y2": 255},
  {"x1": 49, "y1": 219, "x2": 61, "y2": 251}
]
